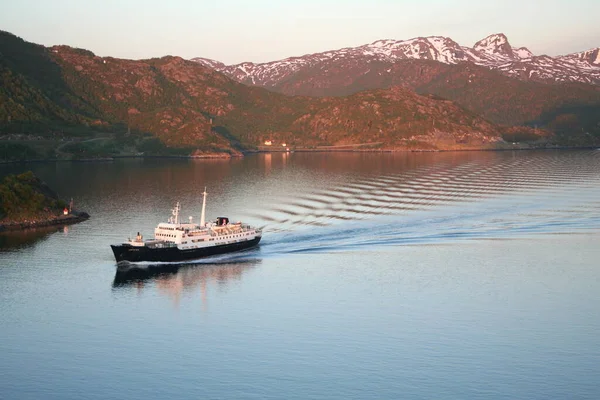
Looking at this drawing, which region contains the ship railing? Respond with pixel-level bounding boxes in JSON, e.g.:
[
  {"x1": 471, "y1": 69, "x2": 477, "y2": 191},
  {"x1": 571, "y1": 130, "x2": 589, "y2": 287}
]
[
  {"x1": 209, "y1": 225, "x2": 257, "y2": 237},
  {"x1": 187, "y1": 230, "x2": 209, "y2": 237}
]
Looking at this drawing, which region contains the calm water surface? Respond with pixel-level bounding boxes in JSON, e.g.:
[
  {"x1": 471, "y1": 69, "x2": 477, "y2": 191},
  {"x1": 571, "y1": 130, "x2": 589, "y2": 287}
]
[{"x1": 1, "y1": 150, "x2": 600, "y2": 399}]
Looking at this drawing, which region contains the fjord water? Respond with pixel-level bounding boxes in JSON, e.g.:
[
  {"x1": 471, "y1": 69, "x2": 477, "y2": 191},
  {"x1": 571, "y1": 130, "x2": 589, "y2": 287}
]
[{"x1": 1, "y1": 150, "x2": 600, "y2": 399}]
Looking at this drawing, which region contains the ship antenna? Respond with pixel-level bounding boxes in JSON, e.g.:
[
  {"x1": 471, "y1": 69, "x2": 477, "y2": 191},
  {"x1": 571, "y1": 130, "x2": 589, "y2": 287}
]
[{"x1": 200, "y1": 187, "x2": 207, "y2": 227}]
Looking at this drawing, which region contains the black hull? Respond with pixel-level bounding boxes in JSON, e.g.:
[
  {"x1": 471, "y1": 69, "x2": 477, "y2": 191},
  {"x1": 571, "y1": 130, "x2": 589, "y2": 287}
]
[{"x1": 111, "y1": 236, "x2": 261, "y2": 263}]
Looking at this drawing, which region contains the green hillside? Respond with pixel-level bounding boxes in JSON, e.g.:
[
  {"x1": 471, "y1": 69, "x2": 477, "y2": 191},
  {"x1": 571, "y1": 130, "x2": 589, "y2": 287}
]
[{"x1": 0, "y1": 171, "x2": 66, "y2": 222}]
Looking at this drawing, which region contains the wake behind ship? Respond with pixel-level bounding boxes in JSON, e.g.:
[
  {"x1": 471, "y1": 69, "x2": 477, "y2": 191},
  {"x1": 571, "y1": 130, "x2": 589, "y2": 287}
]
[{"x1": 110, "y1": 189, "x2": 262, "y2": 263}]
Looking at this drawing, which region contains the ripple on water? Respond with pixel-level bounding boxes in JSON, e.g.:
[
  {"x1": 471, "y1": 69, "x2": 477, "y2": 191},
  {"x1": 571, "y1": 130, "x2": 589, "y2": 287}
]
[{"x1": 252, "y1": 150, "x2": 600, "y2": 255}]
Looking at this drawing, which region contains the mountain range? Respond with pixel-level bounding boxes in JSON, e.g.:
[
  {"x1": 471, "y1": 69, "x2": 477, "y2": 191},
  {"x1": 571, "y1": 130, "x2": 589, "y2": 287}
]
[
  {"x1": 192, "y1": 33, "x2": 600, "y2": 89},
  {"x1": 0, "y1": 30, "x2": 599, "y2": 160},
  {"x1": 192, "y1": 33, "x2": 600, "y2": 144}
]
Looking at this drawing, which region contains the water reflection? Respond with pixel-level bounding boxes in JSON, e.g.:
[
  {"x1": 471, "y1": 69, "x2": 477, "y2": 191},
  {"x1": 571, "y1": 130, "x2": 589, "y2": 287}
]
[
  {"x1": 112, "y1": 259, "x2": 260, "y2": 305},
  {"x1": 0, "y1": 225, "x2": 69, "y2": 251}
]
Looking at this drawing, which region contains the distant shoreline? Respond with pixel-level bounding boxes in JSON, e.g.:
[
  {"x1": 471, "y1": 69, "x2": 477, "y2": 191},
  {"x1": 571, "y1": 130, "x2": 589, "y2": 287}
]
[{"x1": 1, "y1": 146, "x2": 598, "y2": 165}]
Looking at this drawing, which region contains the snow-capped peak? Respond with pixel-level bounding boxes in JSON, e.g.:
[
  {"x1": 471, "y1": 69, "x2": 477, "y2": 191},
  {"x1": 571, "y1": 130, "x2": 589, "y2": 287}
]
[
  {"x1": 358, "y1": 36, "x2": 468, "y2": 64},
  {"x1": 473, "y1": 33, "x2": 513, "y2": 57},
  {"x1": 577, "y1": 48, "x2": 600, "y2": 65}
]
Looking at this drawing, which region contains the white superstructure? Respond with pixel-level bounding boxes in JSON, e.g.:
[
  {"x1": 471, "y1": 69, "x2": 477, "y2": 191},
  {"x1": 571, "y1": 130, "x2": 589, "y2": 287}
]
[{"x1": 126, "y1": 190, "x2": 262, "y2": 250}]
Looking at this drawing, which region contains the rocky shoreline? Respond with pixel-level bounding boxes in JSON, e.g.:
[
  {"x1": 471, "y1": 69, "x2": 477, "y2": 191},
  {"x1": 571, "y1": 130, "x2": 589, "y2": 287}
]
[{"x1": 0, "y1": 211, "x2": 90, "y2": 232}]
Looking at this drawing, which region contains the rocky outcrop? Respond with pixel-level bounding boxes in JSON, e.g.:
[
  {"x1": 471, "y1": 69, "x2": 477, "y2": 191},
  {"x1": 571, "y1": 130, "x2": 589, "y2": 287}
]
[{"x1": 0, "y1": 171, "x2": 90, "y2": 232}]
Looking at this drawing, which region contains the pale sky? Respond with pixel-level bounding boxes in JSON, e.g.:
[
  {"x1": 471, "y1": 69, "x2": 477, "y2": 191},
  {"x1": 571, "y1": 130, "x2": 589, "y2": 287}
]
[{"x1": 2, "y1": 0, "x2": 599, "y2": 65}]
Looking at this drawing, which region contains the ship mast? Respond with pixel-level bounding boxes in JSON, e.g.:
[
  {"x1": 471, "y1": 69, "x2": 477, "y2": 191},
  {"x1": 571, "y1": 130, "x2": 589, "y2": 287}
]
[
  {"x1": 200, "y1": 187, "x2": 207, "y2": 227},
  {"x1": 173, "y1": 202, "x2": 180, "y2": 225}
]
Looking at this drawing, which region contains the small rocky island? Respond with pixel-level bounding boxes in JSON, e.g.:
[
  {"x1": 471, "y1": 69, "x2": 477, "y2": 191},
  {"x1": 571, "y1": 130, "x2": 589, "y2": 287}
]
[{"x1": 0, "y1": 171, "x2": 89, "y2": 232}]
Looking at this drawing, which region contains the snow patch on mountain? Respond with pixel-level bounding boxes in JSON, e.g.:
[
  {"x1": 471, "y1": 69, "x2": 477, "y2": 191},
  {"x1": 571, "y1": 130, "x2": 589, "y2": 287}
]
[
  {"x1": 513, "y1": 47, "x2": 533, "y2": 59},
  {"x1": 190, "y1": 57, "x2": 225, "y2": 70},
  {"x1": 567, "y1": 48, "x2": 600, "y2": 65}
]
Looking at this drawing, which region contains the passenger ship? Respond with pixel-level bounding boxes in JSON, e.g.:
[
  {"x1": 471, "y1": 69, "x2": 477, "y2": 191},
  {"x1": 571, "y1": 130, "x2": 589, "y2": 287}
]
[{"x1": 110, "y1": 189, "x2": 262, "y2": 263}]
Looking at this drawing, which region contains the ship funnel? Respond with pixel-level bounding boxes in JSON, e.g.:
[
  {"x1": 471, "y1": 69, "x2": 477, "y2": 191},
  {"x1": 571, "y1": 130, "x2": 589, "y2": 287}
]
[{"x1": 200, "y1": 187, "x2": 207, "y2": 227}]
